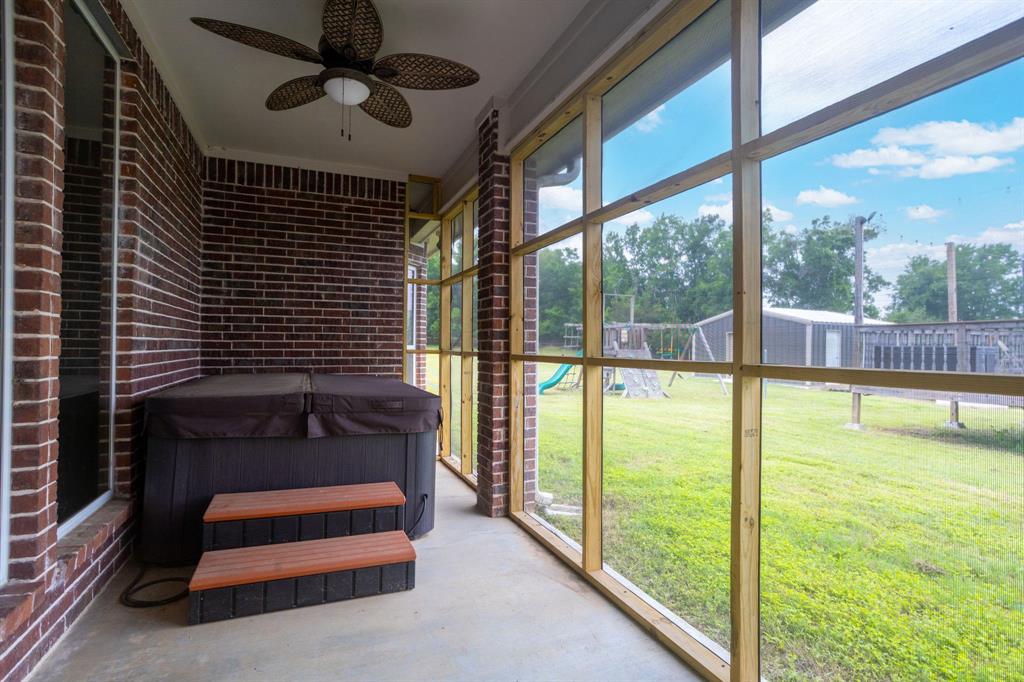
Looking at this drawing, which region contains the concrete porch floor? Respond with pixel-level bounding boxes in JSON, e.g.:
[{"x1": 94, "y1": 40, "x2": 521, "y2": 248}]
[{"x1": 30, "y1": 465, "x2": 700, "y2": 681}]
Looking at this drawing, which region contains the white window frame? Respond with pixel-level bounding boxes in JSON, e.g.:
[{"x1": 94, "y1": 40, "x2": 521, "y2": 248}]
[{"x1": 1, "y1": 0, "x2": 16, "y2": 586}]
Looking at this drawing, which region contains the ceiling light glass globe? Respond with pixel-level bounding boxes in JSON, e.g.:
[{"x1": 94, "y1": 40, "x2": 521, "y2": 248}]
[{"x1": 324, "y1": 76, "x2": 370, "y2": 105}]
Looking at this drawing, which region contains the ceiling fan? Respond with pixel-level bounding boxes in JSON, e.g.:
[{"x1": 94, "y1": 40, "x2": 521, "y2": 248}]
[{"x1": 191, "y1": 0, "x2": 480, "y2": 134}]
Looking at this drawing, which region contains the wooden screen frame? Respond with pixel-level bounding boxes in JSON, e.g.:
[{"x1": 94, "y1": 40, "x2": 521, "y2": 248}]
[
  {"x1": 507, "y1": 1, "x2": 1024, "y2": 680},
  {"x1": 404, "y1": 178, "x2": 481, "y2": 490}
]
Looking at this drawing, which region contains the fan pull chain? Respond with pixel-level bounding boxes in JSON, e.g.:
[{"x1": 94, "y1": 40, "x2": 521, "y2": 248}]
[{"x1": 340, "y1": 79, "x2": 346, "y2": 138}]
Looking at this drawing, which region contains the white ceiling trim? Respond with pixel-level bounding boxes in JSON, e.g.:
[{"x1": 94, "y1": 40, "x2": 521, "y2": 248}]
[{"x1": 205, "y1": 146, "x2": 408, "y2": 183}]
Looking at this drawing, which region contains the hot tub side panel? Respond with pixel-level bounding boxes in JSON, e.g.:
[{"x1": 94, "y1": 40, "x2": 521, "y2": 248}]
[{"x1": 141, "y1": 432, "x2": 437, "y2": 565}]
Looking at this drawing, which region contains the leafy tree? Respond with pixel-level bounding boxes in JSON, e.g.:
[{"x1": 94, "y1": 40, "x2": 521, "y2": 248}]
[
  {"x1": 888, "y1": 243, "x2": 1023, "y2": 322},
  {"x1": 762, "y1": 215, "x2": 886, "y2": 319},
  {"x1": 535, "y1": 247, "x2": 582, "y2": 346},
  {"x1": 602, "y1": 214, "x2": 732, "y2": 326}
]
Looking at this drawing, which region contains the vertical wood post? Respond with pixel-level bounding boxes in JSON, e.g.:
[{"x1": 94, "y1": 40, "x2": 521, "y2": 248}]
[
  {"x1": 461, "y1": 200, "x2": 475, "y2": 474},
  {"x1": 440, "y1": 216, "x2": 452, "y2": 459},
  {"x1": 510, "y1": 158, "x2": 525, "y2": 513},
  {"x1": 946, "y1": 241, "x2": 965, "y2": 427},
  {"x1": 582, "y1": 94, "x2": 603, "y2": 572},
  {"x1": 731, "y1": 0, "x2": 762, "y2": 678}
]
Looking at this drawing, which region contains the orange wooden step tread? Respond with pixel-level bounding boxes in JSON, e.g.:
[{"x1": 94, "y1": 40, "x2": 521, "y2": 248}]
[
  {"x1": 203, "y1": 482, "x2": 405, "y2": 523},
  {"x1": 189, "y1": 530, "x2": 416, "y2": 592}
]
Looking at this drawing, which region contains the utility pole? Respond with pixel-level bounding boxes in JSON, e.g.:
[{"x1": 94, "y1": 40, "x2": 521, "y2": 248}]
[
  {"x1": 846, "y1": 216, "x2": 866, "y2": 430},
  {"x1": 946, "y1": 241, "x2": 965, "y2": 428}
]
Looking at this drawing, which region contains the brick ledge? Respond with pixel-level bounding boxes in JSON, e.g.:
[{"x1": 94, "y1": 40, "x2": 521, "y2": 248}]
[{"x1": 0, "y1": 499, "x2": 131, "y2": 641}]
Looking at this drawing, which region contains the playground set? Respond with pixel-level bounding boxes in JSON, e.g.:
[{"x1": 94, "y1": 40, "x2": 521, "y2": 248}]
[{"x1": 538, "y1": 321, "x2": 727, "y2": 398}]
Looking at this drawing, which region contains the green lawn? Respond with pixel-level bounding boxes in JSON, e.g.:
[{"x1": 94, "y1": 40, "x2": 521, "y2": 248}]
[
  {"x1": 412, "y1": 355, "x2": 1023, "y2": 679},
  {"x1": 529, "y1": 372, "x2": 1023, "y2": 681}
]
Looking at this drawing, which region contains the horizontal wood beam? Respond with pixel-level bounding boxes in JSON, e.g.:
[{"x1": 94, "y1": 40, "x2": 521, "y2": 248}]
[
  {"x1": 744, "y1": 364, "x2": 1024, "y2": 397},
  {"x1": 744, "y1": 18, "x2": 1024, "y2": 162}
]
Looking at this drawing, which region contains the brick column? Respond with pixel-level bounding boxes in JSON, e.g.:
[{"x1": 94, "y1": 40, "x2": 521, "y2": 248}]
[
  {"x1": 475, "y1": 110, "x2": 510, "y2": 516},
  {"x1": 8, "y1": 0, "x2": 66, "y2": 586}
]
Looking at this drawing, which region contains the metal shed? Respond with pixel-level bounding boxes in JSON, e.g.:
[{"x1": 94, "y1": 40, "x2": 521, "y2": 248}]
[{"x1": 694, "y1": 308, "x2": 891, "y2": 367}]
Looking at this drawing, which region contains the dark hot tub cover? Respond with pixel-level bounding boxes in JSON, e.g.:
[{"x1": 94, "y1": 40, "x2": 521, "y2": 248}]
[
  {"x1": 145, "y1": 373, "x2": 309, "y2": 439},
  {"x1": 308, "y1": 374, "x2": 441, "y2": 437}
]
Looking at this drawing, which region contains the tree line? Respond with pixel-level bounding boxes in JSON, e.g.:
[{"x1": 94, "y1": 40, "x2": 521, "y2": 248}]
[{"x1": 423, "y1": 212, "x2": 1023, "y2": 347}]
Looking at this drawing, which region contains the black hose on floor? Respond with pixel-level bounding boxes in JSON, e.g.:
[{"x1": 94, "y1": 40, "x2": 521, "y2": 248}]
[{"x1": 119, "y1": 564, "x2": 190, "y2": 608}]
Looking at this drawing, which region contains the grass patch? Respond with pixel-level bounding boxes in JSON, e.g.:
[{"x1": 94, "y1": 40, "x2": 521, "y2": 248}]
[{"x1": 532, "y1": 374, "x2": 1022, "y2": 681}]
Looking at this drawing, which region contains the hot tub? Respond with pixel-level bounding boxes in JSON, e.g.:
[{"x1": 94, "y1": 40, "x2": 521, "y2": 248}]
[{"x1": 141, "y1": 373, "x2": 439, "y2": 565}]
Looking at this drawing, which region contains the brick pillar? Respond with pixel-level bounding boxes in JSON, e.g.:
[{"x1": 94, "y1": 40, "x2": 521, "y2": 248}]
[
  {"x1": 8, "y1": 0, "x2": 66, "y2": 585},
  {"x1": 475, "y1": 110, "x2": 510, "y2": 516}
]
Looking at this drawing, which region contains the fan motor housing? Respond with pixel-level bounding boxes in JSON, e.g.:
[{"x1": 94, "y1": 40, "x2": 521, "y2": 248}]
[{"x1": 318, "y1": 36, "x2": 375, "y2": 73}]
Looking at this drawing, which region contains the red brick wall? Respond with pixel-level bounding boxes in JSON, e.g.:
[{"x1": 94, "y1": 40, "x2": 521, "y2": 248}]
[
  {"x1": 109, "y1": 0, "x2": 204, "y2": 493},
  {"x1": 201, "y1": 158, "x2": 405, "y2": 376},
  {"x1": 475, "y1": 110, "x2": 510, "y2": 516},
  {"x1": 1, "y1": 0, "x2": 203, "y2": 678}
]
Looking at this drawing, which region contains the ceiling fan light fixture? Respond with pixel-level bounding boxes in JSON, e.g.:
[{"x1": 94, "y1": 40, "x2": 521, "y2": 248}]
[{"x1": 321, "y1": 69, "x2": 372, "y2": 105}]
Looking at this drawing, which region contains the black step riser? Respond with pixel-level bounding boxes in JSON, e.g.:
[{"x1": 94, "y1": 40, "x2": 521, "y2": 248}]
[
  {"x1": 202, "y1": 505, "x2": 406, "y2": 552},
  {"x1": 188, "y1": 561, "x2": 416, "y2": 625}
]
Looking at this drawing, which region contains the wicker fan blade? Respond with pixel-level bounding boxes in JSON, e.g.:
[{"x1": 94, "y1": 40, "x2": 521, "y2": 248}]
[
  {"x1": 191, "y1": 18, "x2": 322, "y2": 63},
  {"x1": 372, "y1": 53, "x2": 479, "y2": 90},
  {"x1": 322, "y1": 0, "x2": 383, "y2": 61},
  {"x1": 359, "y1": 82, "x2": 411, "y2": 128},
  {"x1": 266, "y1": 76, "x2": 325, "y2": 111}
]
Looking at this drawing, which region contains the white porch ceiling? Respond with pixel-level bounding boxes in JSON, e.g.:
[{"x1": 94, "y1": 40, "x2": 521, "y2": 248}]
[{"x1": 122, "y1": 0, "x2": 589, "y2": 180}]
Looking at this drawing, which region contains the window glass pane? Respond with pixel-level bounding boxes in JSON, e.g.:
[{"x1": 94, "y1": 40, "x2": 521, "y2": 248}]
[
  {"x1": 523, "y1": 236, "x2": 582, "y2": 357},
  {"x1": 471, "y1": 275, "x2": 479, "y2": 351},
  {"x1": 760, "y1": 0, "x2": 1024, "y2": 132},
  {"x1": 472, "y1": 198, "x2": 479, "y2": 265},
  {"x1": 603, "y1": 370, "x2": 731, "y2": 655},
  {"x1": 761, "y1": 385, "x2": 1023, "y2": 680},
  {"x1": 470, "y1": 356, "x2": 478, "y2": 476},
  {"x1": 605, "y1": 176, "x2": 733, "y2": 362},
  {"x1": 405, "y1": 352, "x2": 438, "y2": 395},
  {"x1": 602, "y1": 0, "x2": 730, "y2": 204},
  {"x1": 409, "y1": 222, "x2": 440, "y2": 281},
  {"x1": 523, "y1": 360, "x2": 583, "y2": 548},
  {"x1": 58, "y1": 5, "x2": 117, "y2": 523},
  {"x1": 451, "y1": 281, "x2": 462, "y2": 351},
  {"x1": 451, "y1": 212, "x2": 463, "y2": 274},
  {"x1": 760, "y1": 60, "x2": 1023, "y2": 373},
  {"x1": 407, "y1": 283, "x2": 439, "y2": 350},
  {"x1": 523, "y1": 116, "x2": 583, "y2": 241},
  {"x1": 449, "y1": 357, "x2": 461, "y2": 464}
]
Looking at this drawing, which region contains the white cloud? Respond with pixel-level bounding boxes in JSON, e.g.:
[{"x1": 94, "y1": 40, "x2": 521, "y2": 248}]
[
  {"x1": 901, "y1": 155, "x2": 1014, "y2": 179},
  {"x1": 783, "y1": 224, "x2": 799, "y2": 235},
  {"x1": 873, "y1": 117, "x2": 1024, "y2": 156},
  {"x1": 831, "y1": 145, "x2": 928, "y2": 168},
  {"x1": 795, "y1": 186, "x2": 857, "y2": 208},
  {"x1": 698, "y1": 202, "x2": 732, "y2": 224},
  {"x1": 905, "y1": 204, "x2": 946, "y2": 221},
  {"x1": 764, "y1": 203, "x2": 794, "y2": 221},
  {"x1": 539, "y1": 185, "x2": 583, "y2": 212},
  {"x1": 947, "y1": 220, "x2": 1024, "y2": 250},
  {"x1": 609, "y1": 209, "x2": 655, "y2": 227},
  {"x1": 635, "y1": 105, "x2": 667, "y2": 133}
]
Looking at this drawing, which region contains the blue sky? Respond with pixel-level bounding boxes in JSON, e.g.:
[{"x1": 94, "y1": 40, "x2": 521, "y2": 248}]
[{"x1": 534, "y1": 2, "x2": 1024, "y2": 313}]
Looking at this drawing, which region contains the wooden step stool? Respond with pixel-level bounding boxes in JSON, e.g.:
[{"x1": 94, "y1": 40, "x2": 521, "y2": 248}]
[
  {"x1": 202, "y1": 482, "x2": 406, "y2": 551},
  {"x1": 188, "y1": 531, "x2": 416, "y2": 624}
]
